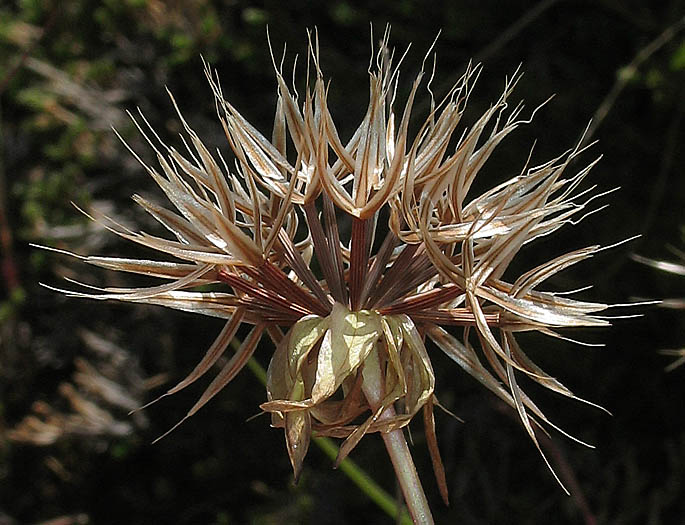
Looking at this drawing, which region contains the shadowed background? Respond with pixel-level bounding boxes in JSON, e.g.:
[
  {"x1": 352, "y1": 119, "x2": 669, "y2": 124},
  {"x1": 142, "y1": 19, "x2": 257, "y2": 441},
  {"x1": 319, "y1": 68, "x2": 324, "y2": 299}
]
[{"x1": 1, "y1": 1, "x2": 684, "y2": 523}]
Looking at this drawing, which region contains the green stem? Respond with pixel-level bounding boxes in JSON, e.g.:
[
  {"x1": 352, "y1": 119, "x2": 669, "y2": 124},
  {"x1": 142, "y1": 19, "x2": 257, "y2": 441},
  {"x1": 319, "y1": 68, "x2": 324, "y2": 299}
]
[
  {"x1": 315, "y1": 436, "x2": 413, "y2": 525},
  {"x1": 233, "y1": 340, "x2": 412, "y2": 524},
  {"x1": 361, "y1": 348, "x2": 434, "y2": 525}
]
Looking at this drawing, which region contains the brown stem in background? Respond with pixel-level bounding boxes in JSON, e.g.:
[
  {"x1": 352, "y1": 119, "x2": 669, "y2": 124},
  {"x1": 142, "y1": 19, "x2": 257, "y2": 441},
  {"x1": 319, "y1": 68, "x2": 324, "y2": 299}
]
[
  {"x1": 640, "y1": 86, "x2": 685, "y2": 238},
  {"x1": 581, "y1": 15, "x2": 685, "y2": 147},
  {"x1": 494, "y1": 399, "x2": 597, "y2": 525},
  {"x1": 474, "y1": 0, "x2": 561, "y2": 63}
]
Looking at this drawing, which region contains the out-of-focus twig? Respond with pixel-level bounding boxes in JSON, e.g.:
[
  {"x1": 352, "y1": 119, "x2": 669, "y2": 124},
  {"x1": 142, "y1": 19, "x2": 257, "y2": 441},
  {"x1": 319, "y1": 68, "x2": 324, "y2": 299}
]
[
  {"x1": 494, "y1": 399, "x2": 597, "y2": 524},
  {"x1": 7, "y1": 329, "x2": 157, "y2": 446},
  {"x1": 582, "y1": 15, "x2": 685, "y2": 147},
  {"x1": 474, "y1": 0, "x2": 561, "y2": 63},
  {"x1": 23, "y1": 57, "x2": 128, "y2": 130},
  {"x1": 32, "y1": 513, "x2": 88, "y2": 525},
  {"x1": 430, "y1": 0, "x2": 561, "y2": 104},
  {"x1": 542, "y1": 434, "x2": 597, "y2": 525},
  {"x1": 640, "y1": 86, "x2": 684, "y2": 237}
]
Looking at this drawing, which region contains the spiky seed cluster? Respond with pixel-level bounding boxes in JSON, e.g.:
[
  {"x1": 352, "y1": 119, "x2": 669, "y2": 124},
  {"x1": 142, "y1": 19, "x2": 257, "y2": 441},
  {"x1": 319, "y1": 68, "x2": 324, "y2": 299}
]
[{"x1": 52, "y1": 32, "x2": 613, "y2": 491}]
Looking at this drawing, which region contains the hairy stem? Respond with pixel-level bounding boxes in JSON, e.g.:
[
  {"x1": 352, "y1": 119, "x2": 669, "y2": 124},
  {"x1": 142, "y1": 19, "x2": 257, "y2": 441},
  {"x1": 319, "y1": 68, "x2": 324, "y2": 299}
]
[{"x1": 361, "y1": 348, "x2": 434, "y2": 524}]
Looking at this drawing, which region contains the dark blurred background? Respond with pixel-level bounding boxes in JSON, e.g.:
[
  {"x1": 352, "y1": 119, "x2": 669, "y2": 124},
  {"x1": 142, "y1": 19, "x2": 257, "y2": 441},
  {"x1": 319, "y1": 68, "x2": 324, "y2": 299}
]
[{"x1": 1, "y1": 1, "x2": 684, "y2": 523}]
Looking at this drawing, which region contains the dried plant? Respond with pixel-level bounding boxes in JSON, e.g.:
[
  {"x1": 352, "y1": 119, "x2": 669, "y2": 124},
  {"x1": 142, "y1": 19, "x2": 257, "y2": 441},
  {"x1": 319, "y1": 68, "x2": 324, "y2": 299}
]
[
  {"x1": 44, "y1": 30, "x2": 622, "y2": 522},
  {"x1": 633, "y1": 250, "x2": 685, "y2": 370},
  {"x1": 8, "y1": 329, "x2": 155, "y2": 447}
]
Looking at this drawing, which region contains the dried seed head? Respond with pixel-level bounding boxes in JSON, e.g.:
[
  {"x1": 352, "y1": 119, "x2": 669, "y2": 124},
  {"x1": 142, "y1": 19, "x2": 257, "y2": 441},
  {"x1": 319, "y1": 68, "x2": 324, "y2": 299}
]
[{"x1": 48, "y1": 30, "x2": 620, "y2": 492}]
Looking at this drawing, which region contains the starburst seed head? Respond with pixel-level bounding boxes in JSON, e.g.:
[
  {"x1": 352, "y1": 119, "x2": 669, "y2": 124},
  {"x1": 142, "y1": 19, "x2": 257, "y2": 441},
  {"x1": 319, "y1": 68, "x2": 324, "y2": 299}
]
[{"x1": 51, "y1": 30, "x2": 614, "y2": 490}]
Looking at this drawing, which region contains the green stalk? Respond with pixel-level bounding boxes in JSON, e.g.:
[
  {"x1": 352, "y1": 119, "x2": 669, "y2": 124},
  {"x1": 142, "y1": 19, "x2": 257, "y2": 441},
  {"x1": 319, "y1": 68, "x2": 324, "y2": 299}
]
[
  {"x1": 233, "y1": 339, "x2": 412, "y2": 524},
  {"x1": 315, "y1": 436, "x2": 412, "y2": 525},
  {"x1": 360, "y1": 347, "x2": 434, "y2": 525}
]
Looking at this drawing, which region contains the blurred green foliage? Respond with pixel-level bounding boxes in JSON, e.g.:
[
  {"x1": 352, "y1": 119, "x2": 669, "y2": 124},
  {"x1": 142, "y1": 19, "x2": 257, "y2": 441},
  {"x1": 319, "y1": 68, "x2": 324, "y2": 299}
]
[{"x1": 1, "y1": 1, "x2": 685, "y2": 524}]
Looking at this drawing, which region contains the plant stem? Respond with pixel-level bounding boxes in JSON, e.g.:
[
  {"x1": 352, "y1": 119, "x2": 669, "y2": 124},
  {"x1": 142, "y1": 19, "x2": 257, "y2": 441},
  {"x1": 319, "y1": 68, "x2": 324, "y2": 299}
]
[
  {"x1": 315, "y1": 436, "x2": 413, "y2": 525},
  {"x1": 361, "y1": 348, "x2": 434, "y2": 524},
  {"x1": 234, "y1": 340, "x2": 413, "y2": 523}
]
